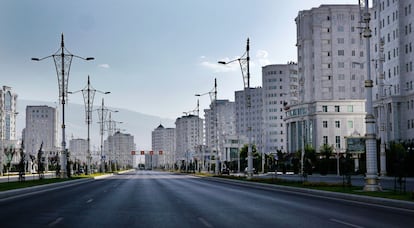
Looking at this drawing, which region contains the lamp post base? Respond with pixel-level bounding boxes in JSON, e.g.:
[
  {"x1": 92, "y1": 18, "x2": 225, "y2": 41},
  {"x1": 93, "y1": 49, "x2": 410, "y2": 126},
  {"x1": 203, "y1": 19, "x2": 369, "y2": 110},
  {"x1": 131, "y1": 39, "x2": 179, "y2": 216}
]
[{"x1": 363, "y1": 174, "x2": 382, "y2": 191}]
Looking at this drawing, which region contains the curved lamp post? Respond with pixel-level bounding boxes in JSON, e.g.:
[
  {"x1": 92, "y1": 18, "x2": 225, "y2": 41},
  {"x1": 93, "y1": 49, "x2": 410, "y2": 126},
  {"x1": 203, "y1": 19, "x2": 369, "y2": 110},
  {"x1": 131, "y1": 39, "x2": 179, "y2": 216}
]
[
  {"x1": 218, "y1": 38, "x2": 253, "y2": 179},
  {"x1": 196, "y1": 79, "x2": 219, "y2": 174},
  {"x1": 32, "y1": 33, "x2": 94, "y2": 178},
  {"x1": 96, "y1": 99, "x2": 118, "y2": 172},
  {"x1": 69, "y1": 76, "x2": 110, "y2": 175}
]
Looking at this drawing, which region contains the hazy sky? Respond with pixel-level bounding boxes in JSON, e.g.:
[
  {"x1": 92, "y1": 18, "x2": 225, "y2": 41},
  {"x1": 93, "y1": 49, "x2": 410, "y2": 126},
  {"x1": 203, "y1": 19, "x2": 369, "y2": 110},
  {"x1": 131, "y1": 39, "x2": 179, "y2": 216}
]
[{"x1": 1, "y1": 0, "x2": 359, "y2": 122}]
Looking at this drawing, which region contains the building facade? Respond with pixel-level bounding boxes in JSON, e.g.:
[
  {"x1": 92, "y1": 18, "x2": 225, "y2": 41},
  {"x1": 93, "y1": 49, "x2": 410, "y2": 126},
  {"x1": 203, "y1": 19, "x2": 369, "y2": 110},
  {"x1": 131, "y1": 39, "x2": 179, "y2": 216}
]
[
  {"x1": 174, "y1": 115, "x2": 203, "y2": 166},
  {"x1": 286, "y1": 5, "x2": 367, "y2": 153},
  {"x1": 24, "y1": 106, "x2": 58, "y2": 156},
  {"x1": 105, "y1": 131, "x2": 135, "y2": 169},
  {"x1": 235, "y1": 87, "x2": 263, "y2": 152},
  {"x1": 204, "y1": 99, "x2": 236, "y2": 163},
  {"x1": 372, "y1": 0, "x2": 414, "y2": 144},
  {"x1": 0, "y1": 86, "x2": 18, "y2": 174},
  {"x1": 69, "y1": 138, "x2": 88, "y2": 166},
  {"x1": 262, "y1": 63, "x2": 298, "y2": 154},
  {"x1": 151, "y1": 124, "x2": 176, "y2": 168}
]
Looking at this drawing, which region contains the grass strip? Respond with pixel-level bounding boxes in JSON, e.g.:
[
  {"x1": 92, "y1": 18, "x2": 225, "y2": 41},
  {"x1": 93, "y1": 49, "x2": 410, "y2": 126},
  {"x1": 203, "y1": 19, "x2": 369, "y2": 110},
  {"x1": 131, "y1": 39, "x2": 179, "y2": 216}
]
[
  {"x1": 214, "y1": 175, "x2": 414, "y2": 202},
  {"x1": 0, "y1": 178, "x2": 82, "y2": 192}
]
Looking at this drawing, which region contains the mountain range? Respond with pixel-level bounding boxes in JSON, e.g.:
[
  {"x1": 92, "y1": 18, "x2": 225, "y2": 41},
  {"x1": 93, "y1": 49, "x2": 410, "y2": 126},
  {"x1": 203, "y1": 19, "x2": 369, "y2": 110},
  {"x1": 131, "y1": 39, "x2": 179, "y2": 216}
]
[{"x1": 16, "y1": 100, "x2": 175, "y2": 150}]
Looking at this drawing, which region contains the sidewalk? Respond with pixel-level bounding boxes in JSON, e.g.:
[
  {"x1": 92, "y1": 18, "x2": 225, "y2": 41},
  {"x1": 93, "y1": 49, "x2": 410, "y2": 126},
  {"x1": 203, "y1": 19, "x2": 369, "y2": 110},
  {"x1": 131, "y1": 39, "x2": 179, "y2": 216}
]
[
  {"x1": 0, "y1": 172, "x2": 57, "y2": 183},
  {"x1": 258, "y1": 173, "x2": 414, "y2": 191}
]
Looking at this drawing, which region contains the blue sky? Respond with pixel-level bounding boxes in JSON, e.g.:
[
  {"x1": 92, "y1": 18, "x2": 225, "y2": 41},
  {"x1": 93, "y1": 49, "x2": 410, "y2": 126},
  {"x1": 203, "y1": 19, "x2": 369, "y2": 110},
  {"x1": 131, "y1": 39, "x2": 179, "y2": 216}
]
[{"x1": 1, "y1": 0, "x2": 358, "y2": 121}]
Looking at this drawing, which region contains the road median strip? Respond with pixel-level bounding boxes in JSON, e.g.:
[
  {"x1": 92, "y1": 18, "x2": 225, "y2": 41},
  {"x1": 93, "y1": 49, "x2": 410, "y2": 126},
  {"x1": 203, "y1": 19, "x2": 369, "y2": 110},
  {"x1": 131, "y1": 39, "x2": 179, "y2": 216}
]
[{"x1": 201, "y1": 175, "x2": 414, "y2": 211}]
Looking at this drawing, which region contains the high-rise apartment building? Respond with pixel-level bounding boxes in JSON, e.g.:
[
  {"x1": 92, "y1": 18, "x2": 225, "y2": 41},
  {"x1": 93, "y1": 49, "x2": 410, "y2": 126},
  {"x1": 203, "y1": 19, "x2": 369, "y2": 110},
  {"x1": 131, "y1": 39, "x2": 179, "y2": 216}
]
[
  {"x1": 262, "y1": 63, "x2": 298, "y2": 154},
  {"x1": 235, "y1": 87, "x2": 263, "y2": 151},
  {"x1": 0, "y1": 86, "x2": 18, "y2": 145},
  {"x1": 372, "y1": 0, "x2": 414, "y2": 143},
  {"x1": 152, "y1": 124, "x2": 176, "y2": 168},
  {"x1": 286, "y1": 5, "x2": 367, "y2": 153},
  {"x1": 370, "y1": 0, "x2": 414, "y2": 175},
  {"x1": 175, "y1": 115, "x2": 203, "y2": 164},
  {"x1": 105, "y1": 131, "x2": 135, "y2": 169},
  {"x1": 0, "y1": 86, "x2": 18, "y2": 174},
  {"x1": 24, "y1": 106, "x2": 58, "y2": 157},
  {"x1": 204, "y1": 99, "x2": 235, "y2": 162},
  {"x1": 69, "y1": 138, "x2": 88, "y2": 165}
]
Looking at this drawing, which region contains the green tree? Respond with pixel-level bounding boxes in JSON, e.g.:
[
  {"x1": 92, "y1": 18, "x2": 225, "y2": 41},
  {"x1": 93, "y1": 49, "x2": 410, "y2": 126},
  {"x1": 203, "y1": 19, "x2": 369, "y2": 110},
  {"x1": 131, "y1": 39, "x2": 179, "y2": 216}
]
[
  {"x1": 304, "y1": 145, "x2": 316, "y2": 174},
  {"x1": 319, "y1": 144, "x2": 333, "y2": 175},
  {"x1": 239, "y1": 144, "x2": 259, "y2": 172},
  {"x1": 387, "y1": 142, "x2": 407, "y2": 177}
]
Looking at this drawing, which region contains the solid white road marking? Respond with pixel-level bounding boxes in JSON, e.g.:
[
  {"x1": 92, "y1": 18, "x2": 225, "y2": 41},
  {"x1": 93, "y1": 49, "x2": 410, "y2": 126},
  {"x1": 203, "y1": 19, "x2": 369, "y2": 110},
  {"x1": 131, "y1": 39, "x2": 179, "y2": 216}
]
[
  {"x1": 198, "y1": 217, "x2": 213, "y2": 228},
  {"x1": 329, "y1": 218, "x2": 364, "y2": 228},
  {"x1": 48, "y1": 217, "x2": 63, "y2": 227}
]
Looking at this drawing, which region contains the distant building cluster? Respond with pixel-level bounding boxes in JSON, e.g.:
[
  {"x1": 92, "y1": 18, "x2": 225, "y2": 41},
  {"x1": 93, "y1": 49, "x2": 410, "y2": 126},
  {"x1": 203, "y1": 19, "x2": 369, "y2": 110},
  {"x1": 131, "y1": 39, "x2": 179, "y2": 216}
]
[
  {"x1": 0, "y1": 89, "x2": 136, "y2": 175},
  {"x1": 150, "y1": 1, "x2": 414, "y2": 174}
]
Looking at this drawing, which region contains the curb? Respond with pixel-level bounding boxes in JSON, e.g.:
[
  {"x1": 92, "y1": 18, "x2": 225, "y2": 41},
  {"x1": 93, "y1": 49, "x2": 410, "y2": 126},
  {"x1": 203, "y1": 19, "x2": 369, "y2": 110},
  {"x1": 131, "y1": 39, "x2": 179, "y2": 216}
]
[
  {"x1": 0, "y1": 178, "x2": 94, "y2": 200},
  {"x1": 0, "y1": 171, "x2": 129, "y2": 200},
  {"x1": 93, "y1": 174, "x2": 114, "y2": 179},
  {"x1": 202, "y1": 176, "x2": 414, "y2": 211}
]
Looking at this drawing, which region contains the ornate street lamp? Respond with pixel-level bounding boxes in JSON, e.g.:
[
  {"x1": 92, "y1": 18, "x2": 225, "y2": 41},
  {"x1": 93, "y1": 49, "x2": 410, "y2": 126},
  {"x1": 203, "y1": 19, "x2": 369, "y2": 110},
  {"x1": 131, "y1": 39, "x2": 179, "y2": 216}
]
[
  {"x1": 359, "y1": 0, "x2": 381, "y2": 191},
  {"x1": 196, "y1": 79, "x2": 218, "y2": 174},
  {"x1": 218, "y1": 38, "x2": 253, "y2": 179},
  {"x1": 69, "y1": 76, "x2": 110, "y2": 174},
  {"x1": 96, "y1": 98, "x2": 118, "y2": 172},
  {"x1": 32, "y1": 33, "x2": 94, "y2": 178}
]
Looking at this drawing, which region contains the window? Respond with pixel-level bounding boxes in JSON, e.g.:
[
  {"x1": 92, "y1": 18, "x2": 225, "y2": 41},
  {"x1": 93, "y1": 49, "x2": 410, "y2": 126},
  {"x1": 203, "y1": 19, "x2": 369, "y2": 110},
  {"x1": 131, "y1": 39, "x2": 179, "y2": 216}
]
[
  {"x1": 322, "y1": 106, "x2": 328, "y2": 112},
  {"x1": 335, "y1": 136, "x2": 341, "y2": 149},
  {"x1": 323, "y1": 136, "x2": 329, "y2": 145},
  {"x1": 335, "y1": 106, "x2": 340, "y2": 112},
  {"x1": 347, "y1": 105, "x2": 354, "y2": 112},
  {"x1": 323, "y1": 121, "x2": 328, "y2": 128},
  {"x1": 348, "y1": 120, "x2": 354, "y2": 128},
  {"x1": 338, "y1": 50, "x2": 345, "y2": 56},
  {"x1": 338, "y1": 38, "x2": 344, "y2": 44},
  {"x1": 338, "y1": 62, "x2": 345, "y2": 68},
  {"x1": 335, "y1": 121, "x2": 340, "y2": 128}
]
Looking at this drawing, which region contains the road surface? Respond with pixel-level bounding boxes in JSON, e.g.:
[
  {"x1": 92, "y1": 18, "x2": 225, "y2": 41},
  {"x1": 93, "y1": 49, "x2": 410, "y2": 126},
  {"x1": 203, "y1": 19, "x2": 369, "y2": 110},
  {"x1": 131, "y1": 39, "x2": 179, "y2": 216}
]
[{"x1": 0, "y1": 171, "x2": 413, "y2": 227}]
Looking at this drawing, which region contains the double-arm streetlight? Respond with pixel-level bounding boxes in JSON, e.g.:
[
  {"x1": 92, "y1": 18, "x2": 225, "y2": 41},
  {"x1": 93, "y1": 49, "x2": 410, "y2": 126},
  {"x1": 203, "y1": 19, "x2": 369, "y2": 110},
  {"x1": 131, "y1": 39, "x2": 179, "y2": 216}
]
[
  {"x1": 218, "y1": 38, "x2": 253, "y2": 179},
  {"x1": 69, "y1": 76, "x2": 110, "y2": 174},
  {"x1": 32, "y1": 33, "x2": 94, "y2": 178},
  {"x1": 106, "y1": 112, "x2": 123, "y2": 170},
  {"x1": 96, "y1": 98, "x2": 118, "y2": 172},
  {"x1": 196, "y1": 78, "x2": 219, "y2": 174},
  {"x1": 107, "y1": 112, "x2": 123, "y2": 136}
]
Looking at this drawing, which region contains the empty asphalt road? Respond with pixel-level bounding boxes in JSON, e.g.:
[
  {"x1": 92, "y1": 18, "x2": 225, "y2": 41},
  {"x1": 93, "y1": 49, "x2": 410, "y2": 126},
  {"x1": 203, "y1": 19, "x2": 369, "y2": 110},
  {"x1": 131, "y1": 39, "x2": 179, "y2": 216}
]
[{"x1": 0, "y1": 171, "x2": 413, "y2": 227}]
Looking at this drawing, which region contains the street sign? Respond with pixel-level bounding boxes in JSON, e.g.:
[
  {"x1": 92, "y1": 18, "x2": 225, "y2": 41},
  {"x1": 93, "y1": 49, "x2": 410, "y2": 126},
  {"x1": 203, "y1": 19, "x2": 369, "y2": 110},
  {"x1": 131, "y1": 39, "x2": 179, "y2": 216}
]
[{"x1": 346, "y1": 137, "x2": 365, "y2": 153}]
